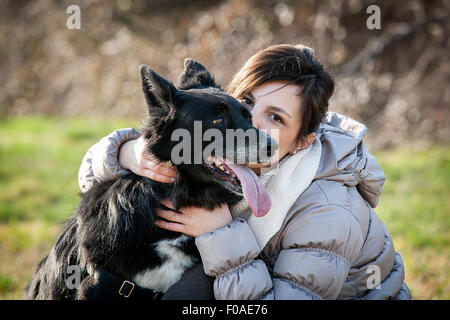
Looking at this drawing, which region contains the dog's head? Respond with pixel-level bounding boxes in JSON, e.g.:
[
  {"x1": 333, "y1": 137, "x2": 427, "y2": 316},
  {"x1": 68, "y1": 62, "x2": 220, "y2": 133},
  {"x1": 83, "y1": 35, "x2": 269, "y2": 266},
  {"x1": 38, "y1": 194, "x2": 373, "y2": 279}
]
[{"x1": 139, "y1": 59, "x2": 277, "y2": 217}]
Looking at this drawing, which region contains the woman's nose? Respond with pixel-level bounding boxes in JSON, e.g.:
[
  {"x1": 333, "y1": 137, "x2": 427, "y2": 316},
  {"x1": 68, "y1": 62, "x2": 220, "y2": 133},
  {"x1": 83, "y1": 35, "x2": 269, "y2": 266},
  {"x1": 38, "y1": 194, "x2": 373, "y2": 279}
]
[
  {"x1": 250, "y1": 111, "x2": 261, "y2": 129},
  {"x1": 251, "y1": 117, "x2": 261, "y2": 129}
]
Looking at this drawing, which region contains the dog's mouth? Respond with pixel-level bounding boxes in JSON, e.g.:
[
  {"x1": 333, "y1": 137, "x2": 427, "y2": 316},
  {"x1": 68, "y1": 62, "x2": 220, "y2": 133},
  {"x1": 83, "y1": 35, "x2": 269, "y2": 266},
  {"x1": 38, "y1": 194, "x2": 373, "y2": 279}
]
[
  {"x1": 205, "y1": 156, "x2": 271, "y2": 217},
  {"x1": 206, "y1": 156, "x2": 241, "y2": 187}
]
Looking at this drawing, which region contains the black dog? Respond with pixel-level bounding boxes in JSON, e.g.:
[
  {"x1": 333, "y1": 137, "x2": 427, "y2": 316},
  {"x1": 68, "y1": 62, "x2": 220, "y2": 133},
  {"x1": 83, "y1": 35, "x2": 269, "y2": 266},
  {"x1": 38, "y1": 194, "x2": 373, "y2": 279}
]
[{"x1": 25, "y1": 58, "x2": 275, "y2": 300}]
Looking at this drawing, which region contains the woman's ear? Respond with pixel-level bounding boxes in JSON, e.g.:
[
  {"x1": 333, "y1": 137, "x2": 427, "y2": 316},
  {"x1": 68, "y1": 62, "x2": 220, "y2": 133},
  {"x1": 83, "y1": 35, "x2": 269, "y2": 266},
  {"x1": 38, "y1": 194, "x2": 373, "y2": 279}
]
[
  {"x1": 303, "y1": 132, "x2": 317, "y2": 148},
  {"x1": 293, "y1": 132, "x2": 316, "y2": 154}
]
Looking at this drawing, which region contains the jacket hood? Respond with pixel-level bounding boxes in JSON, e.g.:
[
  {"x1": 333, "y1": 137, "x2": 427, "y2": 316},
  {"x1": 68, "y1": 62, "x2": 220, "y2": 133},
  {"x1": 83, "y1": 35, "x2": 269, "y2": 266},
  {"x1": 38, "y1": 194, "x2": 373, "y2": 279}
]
[{"x1": 315, "y1": 112, "x2": 385, "y2": 208}]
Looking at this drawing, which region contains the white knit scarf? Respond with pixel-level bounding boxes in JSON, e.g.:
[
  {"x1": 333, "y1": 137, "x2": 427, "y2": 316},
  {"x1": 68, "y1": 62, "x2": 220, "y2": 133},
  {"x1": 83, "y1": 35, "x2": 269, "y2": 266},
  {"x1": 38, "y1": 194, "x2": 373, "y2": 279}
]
[{"x1": 229, "y1": 137, "x2": 322, "y2": 250}]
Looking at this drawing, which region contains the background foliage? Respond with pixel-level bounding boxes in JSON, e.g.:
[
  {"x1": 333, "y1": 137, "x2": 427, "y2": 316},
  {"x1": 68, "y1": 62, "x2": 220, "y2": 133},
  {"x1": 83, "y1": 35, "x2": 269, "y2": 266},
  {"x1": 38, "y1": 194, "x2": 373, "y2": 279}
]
[{"x1": 0, "y1": 0, "x2": 448, "y2": 299}]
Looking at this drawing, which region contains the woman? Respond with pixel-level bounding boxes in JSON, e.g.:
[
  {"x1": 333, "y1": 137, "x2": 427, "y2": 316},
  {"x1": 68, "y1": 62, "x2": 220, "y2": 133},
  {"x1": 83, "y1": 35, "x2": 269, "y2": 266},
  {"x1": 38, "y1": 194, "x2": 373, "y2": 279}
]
[{"x1": 78, "y1": 44, "x2": 411, "y2": 300}]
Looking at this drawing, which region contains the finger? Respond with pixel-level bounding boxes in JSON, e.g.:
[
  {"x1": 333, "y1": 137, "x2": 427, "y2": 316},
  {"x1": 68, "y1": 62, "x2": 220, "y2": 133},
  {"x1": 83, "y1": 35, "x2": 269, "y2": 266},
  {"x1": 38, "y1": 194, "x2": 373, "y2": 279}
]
[
  {"x1": 141, "y1": 169, "x2": 176, "y2": 183},
  {"x1": 164, "y1": 161, "x2": 176, "y2": 168},
  {"x1": 155, "y1": 207, "x2": 184, "y2": 223},
  {"x1": 142, "y1": 161, "x2": 177, "y2": 178},
  {"x1": 141, "y1": 156, "x2": 177, "y2": 173},
  {"x1": 155, "y1": 220, "x2": 185, "y2": 233},
  {"x1": 151, "y1": 162, "x2": 178, "y2": 178},
  {"x1": 159, "y1": 198, "x2": 174, "y2": 209}
]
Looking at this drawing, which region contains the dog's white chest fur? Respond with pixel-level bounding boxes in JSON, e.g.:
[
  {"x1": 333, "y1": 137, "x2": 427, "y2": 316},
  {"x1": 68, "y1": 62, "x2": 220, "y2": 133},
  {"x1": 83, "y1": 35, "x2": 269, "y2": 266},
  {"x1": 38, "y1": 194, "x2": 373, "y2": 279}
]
[{"x1": 132, "y1": 235, "x2": 197, "y2": 293}]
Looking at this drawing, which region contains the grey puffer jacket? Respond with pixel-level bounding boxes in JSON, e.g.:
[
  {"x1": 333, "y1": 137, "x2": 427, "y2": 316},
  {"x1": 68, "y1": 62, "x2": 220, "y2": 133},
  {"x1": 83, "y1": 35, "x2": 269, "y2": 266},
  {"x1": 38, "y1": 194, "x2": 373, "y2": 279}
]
[{"x1": 78, "y1": 112, "x2": 411, "y2": 300}]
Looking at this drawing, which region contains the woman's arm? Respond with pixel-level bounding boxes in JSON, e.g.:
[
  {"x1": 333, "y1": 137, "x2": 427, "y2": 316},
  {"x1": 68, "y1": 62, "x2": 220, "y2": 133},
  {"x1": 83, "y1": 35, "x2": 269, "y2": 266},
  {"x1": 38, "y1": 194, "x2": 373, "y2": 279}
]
[
  {"x1": 195, "y1": 218, "x2": 274, "y2": 300},
  {"x1": 78, "y1": 128, "x2": 140, "y2": 193},
  {"x1": 269, "y1": 204, "x2": 364, "y2": 299},
  {"x1": 154, "y1": 200, "x2": 273, "y2": 300},
  {"x1": 78, "y1": 128, "x2": 177, "y2": 193},
  {"x1": 193, "y1": 204, "x2": 364, "y2": 300}
]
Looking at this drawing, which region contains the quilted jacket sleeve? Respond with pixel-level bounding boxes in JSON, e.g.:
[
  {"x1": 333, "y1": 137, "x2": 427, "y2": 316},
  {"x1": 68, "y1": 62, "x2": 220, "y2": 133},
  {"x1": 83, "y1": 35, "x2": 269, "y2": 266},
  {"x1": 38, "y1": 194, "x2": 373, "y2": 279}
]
[
  {"x1": 195, "y1": 204, "x2": 364, "y2": 300},
  {"x1": 272, "y1": 204, "x2": 364, "y2": 299},
  {"x1": 78, "y1": 128, "x2": 141, "y2": 193},
  {"x1": 195, "y1": 219, "x2": 274, "y2": 300}
]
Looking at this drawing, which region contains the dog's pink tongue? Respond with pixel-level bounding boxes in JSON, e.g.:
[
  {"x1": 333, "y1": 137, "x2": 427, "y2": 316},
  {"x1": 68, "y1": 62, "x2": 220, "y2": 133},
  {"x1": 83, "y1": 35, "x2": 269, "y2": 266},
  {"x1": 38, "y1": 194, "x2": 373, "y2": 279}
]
[{"x1": 224, "y1": 161, "x2": 271, "y2": 217}]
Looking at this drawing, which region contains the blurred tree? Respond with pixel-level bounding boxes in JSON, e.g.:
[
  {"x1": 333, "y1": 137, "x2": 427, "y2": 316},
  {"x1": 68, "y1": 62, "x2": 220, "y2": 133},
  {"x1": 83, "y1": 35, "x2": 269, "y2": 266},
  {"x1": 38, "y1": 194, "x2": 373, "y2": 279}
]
[{"x1": 0, "y1": 0, "x2": 448, "y2": 150}]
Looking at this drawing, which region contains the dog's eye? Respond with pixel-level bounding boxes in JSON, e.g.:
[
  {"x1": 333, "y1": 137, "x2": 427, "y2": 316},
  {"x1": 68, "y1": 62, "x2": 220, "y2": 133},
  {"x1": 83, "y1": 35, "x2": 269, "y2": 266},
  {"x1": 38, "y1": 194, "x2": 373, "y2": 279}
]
[{"x1": 213, "y1": 117, "x2": 225, "y2": 124}]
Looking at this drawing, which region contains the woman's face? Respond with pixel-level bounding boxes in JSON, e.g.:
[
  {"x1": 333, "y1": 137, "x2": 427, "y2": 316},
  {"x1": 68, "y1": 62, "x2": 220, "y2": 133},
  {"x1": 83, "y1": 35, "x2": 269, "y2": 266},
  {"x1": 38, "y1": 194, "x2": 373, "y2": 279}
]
[{"x1": 239, "y1": 81, "x2": 315, "y2": 167}]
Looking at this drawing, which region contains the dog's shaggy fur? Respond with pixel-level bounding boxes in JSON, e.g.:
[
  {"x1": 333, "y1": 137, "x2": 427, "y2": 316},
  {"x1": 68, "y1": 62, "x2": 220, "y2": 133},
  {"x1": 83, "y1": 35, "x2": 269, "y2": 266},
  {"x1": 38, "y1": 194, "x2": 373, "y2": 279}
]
[{"x1": 25, "y1": 59, "x2": 267, "y2": 300}]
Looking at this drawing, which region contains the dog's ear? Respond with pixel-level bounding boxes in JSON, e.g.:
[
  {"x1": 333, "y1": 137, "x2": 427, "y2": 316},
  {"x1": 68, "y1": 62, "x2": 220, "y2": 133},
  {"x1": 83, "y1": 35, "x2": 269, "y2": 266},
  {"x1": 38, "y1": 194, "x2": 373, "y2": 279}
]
[
  {"x1": 178, "y1": 58, "x2": 220, "y2": 90},
  {"x1": 140, "y1": 64, "x2": 178, "y2": 118}
]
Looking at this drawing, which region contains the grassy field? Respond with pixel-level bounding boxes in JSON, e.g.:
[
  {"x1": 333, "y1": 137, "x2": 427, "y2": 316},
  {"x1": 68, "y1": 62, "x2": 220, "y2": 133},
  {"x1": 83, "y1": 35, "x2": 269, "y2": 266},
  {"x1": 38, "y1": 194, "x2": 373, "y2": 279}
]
[{"x1": 0, "y1": 116, "x2": 448, "y2": 299}]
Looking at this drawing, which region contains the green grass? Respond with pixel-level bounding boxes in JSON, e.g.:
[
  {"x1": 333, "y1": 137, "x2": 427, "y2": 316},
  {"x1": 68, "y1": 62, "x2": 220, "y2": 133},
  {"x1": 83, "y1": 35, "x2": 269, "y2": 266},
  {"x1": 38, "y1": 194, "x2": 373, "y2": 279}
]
[
  {"x1": 0, "y1": 116, "x2": 137, "y2": 222},
  {"x1": 375, "y1": 145, "x2": 450, "y2": 299},
  {"x1": 0, "y1": 116, "x2": 138, "y2": 299},
  {"x1": 0, "y1": 116, "x2": 448, "y2": 299}
]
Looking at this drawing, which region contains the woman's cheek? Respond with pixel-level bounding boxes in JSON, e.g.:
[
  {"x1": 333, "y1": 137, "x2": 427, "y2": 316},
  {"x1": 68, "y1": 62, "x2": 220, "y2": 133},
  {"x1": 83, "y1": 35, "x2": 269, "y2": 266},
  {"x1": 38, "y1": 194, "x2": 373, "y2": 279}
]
[{"x1": 273, "y1": 131, "x2": 292, "y2": 160}]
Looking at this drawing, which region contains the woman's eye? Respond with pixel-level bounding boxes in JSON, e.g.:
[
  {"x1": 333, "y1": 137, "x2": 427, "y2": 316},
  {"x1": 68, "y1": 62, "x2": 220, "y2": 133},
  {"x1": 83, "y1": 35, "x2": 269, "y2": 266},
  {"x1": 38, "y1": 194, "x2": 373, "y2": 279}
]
[
  {"x1": 240, "y1": 97, "x2": 253, "y2": 106},
  {"x1": 270, "y1": 113, "x2": 283, "y2": 123},
  {"x1": 213, "y1": 117, "x2": 225, "y2": 124}
]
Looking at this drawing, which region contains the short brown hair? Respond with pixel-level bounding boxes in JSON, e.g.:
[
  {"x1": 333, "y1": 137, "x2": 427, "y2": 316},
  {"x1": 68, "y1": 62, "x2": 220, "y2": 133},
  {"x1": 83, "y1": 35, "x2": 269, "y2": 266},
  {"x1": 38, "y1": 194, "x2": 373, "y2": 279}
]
[{"x1": 226, "y1": 44, "x2": 334, "y2": 140}]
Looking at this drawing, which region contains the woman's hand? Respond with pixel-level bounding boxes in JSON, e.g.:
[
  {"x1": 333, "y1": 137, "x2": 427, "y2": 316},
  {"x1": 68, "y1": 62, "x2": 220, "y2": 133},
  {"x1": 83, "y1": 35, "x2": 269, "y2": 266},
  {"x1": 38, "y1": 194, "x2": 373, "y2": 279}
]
[
  {"x1": 118, "y1": 136, "x2": 178, "y2": 183},
  {"x1": 155, "y1": 199, "x2": 232, "y2": 237}
]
